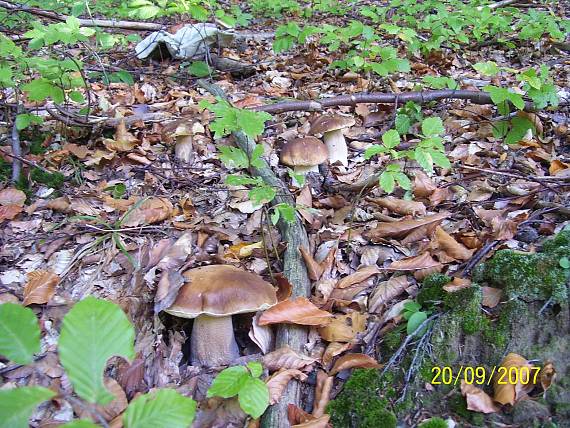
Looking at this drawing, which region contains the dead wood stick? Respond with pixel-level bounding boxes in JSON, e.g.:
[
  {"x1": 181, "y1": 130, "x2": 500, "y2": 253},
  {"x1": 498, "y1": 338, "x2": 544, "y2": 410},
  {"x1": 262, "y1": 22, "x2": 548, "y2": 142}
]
[
  {"x1": 252, "y1": 89, "x2": 536, "y2": 114},
  {"x1": 477, "y1": 0, "x2": 524, "y2": 10},
  {"x1": 197, "y1": 79, "x2": 311, "y2": 428},
  {"x1": 10, "y1": 113, "x2": 22, "y2": 183}
]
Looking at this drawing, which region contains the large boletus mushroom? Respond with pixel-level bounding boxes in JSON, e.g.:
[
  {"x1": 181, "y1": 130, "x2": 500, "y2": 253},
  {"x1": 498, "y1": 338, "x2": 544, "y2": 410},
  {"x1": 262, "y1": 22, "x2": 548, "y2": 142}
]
[
  {"x1": 280, "y1": 137, "x2": 328, "y2": 185},
  {"x1": 309, "y1": 115, "x2": 356, "y2": 167},
  {"x1": 165, "y1": 265, "x2": 277, "y2": 367}
]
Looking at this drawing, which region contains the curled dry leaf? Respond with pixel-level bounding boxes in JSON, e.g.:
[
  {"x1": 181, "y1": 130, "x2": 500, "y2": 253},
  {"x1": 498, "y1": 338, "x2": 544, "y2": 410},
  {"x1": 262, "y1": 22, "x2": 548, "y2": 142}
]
[
  {"x1": 330, "y1": 353, "x2": 382, "y2": 376},
  {"x1": 258, "y1": 297, "x2": 333, "y2": 326},
  {"x1": 0, "y1": 188, "x2": 26, "y2": 206},
  {"x1": 313, "y1": 370, "x2": 334, "y2": 417},
  {"x1": 318, "y1": 312, "x2": 367, "y2": 343},
  {"x1": 387, "y1": 253, "x2": 442, "y2": 271},
  {"x1": 336, "y1": 265, "x2": 380, "y2": 289},
  {"x1": 321, "y1": 342, "x2": 352, "y2": 367},
  {"x1": 413, "y1": 171, "x2": 437, "y2": 198},
  {"x1": 368, "y1": 276, "x2": 409, "y2": 313},
  {"x1": 434, "y1": 226, "x2": 474, "y2": 261},
  {"x1": 300, "y1": 247, "x2": 324, "y2": 281},
  {"x1": 460, "y1": 380, "x2": 500, "y2": 413},
  {"x1": 23, "y1": 270, "x2": 60, "y2": 306},
  {"x1": 369, "y1": 197, "x2": 427, "y2": 216},
  {"x1": 275, "y1": 273, "x2": 293, "y2": 301},
  {"x1": 540, "y1": 362, "x2": 556, "y2": 391},
  {"x1": 249, "y1": 312, "x2": 274, "y2": 354},
  {"x1": 443, "y1": 277, "x2": 472, "y2": 293},
  {"x1": 365, "y1": 212, "x2": 449, "y2": 241},
  {"x1": 262, "y1": 346, "x2": 317, "y2": 371},
  {"x1": 481, "y1": 286, "x2": 503, "y2": 308},
  {"x1": 226, "y1": 241, "x2": 263, "y2": 259},
  {"x1": 122, "y1": 197, "x2": 174, "y2": 227},
  {"x1": 266, "y1": 369, "x2": 308, "y2": 405},
  {"x1": 0, "y1": 205, "x2": 23, "y2": 222},
  {"x1": 104, "y1": 119, "x2": 139, "y2": 152},
  {"x1": 288, "y1": 404, "x2": 331, "y2": 428},
  {"x1": 494, "y1": 353, "x2": 536, "y2": 405}
]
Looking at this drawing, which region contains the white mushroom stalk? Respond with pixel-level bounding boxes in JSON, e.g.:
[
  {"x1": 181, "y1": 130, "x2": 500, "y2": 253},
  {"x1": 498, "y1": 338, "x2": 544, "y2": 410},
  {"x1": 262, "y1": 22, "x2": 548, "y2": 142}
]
[
  {"x1": 322, "y1": 130, "x2": 348, "y2": 167},
  {"x1": 190, "y1": 315, "x2": 239, "y2": 367}
]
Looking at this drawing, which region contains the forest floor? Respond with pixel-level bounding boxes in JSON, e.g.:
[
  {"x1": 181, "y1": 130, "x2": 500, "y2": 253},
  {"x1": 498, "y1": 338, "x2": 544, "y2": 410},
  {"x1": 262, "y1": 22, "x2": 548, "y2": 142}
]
[{"x1": 0, "y1": 0, "x2": 569, "y2": 427}]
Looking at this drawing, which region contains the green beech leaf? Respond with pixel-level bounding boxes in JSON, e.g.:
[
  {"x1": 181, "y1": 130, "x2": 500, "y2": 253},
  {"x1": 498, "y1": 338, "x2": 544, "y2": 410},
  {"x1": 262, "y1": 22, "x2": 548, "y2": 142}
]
[
  {"x1": 429, "y1": 151, "x2": 452, "y2": 169},
  {"x1": 473, "y1": 61, "x2": 500, "y2": 76},
  {"x1": 188, "y1": 61, "x2": 211, "y2": 78},
  {"x1": 249, "y1": 186, "x2": 276, "y2": 205},
  {"x1": 0, "y1": 387, "x2": 55, "y2": 428},
  {"x1": 421, "y1": 117, "x2": 444, "y2": 137},
  {"x1": 414, "y1": 148, "x2": 434, "y2": 174},
  {"x1": 207, "y1": 365, "x2": 249, "y2": 398},
  {"x1": 0, "y1": 303, "x2": 40, "y2": 364},
  {"x1": 218, "y1": 146, "x2": 250, "y2": 169},
  {"x1": 364, "y1": 144, "x2": 386, "y2": 160},
  {"x1": 505, "y1": 116, "x2": 533, "y2": 145},
  {"x1": 395, "y1": 114, "x2": 411, "y2": 135},
  {"x1": 382, "y1": 129, "x2": 400, "y2": 149},
  {"x1": 379, "y1": 171, "x2": 395, "y2": 194},
  {"x1": 395, "y1": 172, "x2": 412, "y2": 190},
  {"x1": 247, "y1": 361, "x2": 263, "y2": 378},
  {"x1": 407, "y1": 311, "x2": 428, "y2": 335},
  {"x1": 123, "y1": 389, "x2": 196, "y2": 428},
  {"x1": 61, "y1": 420, "x2": 100, "y2": 428},
  {"x1": 238, "y1": 378, "x2": 269, "y2": 419},
  {"x1": 58, "y1": 297, "x2": 135, "y2": 404}
]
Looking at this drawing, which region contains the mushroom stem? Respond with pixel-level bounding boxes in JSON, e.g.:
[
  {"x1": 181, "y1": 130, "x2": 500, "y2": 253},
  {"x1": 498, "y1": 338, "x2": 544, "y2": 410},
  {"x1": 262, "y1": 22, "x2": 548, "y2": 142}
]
[
  {"x1": 322, "y1": 129, "x2": 348, "y2": 166},
  {"x1": 190, "y1": 315, "x2": 239, "y2": 367},
  {"x1": 291, "y1": 165, "x2": 319, "y2": 187}
]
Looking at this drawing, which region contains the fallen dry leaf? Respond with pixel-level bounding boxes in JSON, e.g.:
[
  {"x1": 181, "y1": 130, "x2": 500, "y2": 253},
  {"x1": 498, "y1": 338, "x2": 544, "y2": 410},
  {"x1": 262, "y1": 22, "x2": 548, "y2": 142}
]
[
  {"x1": 0, "y1": 188, "x2": 26, "y2": 206},
  {"x1": 481, "y1": 286, "x2": 503, "y2": 308},
  {"x1": 23, "y1": 270, "x2": 60, "y2": 306},
  {"x1": 249, "y1": 312, "x2": 274, "y2": 354},
  {"x1": 330, "y1": 353, "x2": 382, "y2": 376},
  {"x1": 443, "y1": 277, "x2": 472, "y2": 293},
  {"x1": 262, "y1": 346, "x2": 318, "y2": 371},
  {"x1": 336, "y1": 265, "x2": 380, "y2": 289},
  {"x1": 434, "y1": 226, "x2": 474, "y2": 261},
  {"x1": 313, "y1": 370, "x2": 334, "y2": 417},
  {"x1": 300, "y1": 247, "x2": 324, "y2": 281},
  {"x1": 226, "y1": 241, "x2": 263, "y2": 259},
  {"x1": 0, "y1": 205, "x2": 23, "y2": 221},
  {"x1": 318, "y1": 312, "x2": 367, "y2": 342},
  {"x1": 387, "y1": 253, "x2": 442, "y2": 271},
  {"x1": 540, "y1": 362, "x2": 556, "y2": 391},
  {"x1": 266, "y1": 369, "x2": 308, "y2": 405},
  {"x1": 461, "y1": 381, "x2": 501, "y2": 413},
  {"x1": 365, "y1": 212, "x2": 449, "y2": 241},
  {"x1": 413, "y1": 171, "x2": 437, "y2": 197},
  {"x1": 288, "y1": 404, "x2": 331, "y2": 428},
  {"x1": 122, "y1": 197, "x2": 173, "y2": 227},
  {"x1": 259, "y1": 297, "x2": 333, "y2": 326},
  {"x1": 321, "y1": 342, "x2": 352, "y2": 367},
  {"x1": 494, "y1": 353, "x2": 535, "y2": 405},
  {"x1": 369, "y1": 197, "x2": 427, "y2": 216},
  {"x1": 368, "y1": 276, "x2": 409, "y2": 313}
]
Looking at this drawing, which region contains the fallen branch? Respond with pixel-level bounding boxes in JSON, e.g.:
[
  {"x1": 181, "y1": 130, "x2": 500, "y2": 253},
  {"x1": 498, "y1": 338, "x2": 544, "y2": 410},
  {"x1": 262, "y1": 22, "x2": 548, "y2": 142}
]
[
  {"x1": 10, "y1": 113, "x2": 22, "y2": 184},
  {"x1": 197, "y1": 79, "x2": 311, "y2": 428},
  {"x1": 252, "y1": 89, "x2": 535, "y2": 114}
]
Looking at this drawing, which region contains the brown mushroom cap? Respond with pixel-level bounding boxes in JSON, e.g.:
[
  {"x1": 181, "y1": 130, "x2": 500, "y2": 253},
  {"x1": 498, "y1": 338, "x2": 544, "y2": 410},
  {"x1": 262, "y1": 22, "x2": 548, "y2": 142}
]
[
  {"x1": 166, "y1": 265, "x2": 277, "y2": 318},
  {"x1": 309, "y1": 115, "x2": 356, "y2": 135},
  {"x1": 280, "y1": 137, "x2": 329, "y2": 167}
]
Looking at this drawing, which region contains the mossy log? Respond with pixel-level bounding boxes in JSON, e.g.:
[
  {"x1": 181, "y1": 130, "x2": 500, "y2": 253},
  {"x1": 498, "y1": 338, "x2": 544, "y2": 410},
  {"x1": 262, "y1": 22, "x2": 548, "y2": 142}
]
[{"x1": 197, "y1": 80, "x2": 311, "y2": 428}]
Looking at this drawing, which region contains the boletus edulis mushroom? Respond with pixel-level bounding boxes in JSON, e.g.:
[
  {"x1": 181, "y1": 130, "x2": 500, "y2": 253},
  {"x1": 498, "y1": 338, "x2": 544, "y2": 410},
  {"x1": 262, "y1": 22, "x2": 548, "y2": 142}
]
[
  {"x1": 280, "y1": 136, "x2": 328, "y2": 186},
  {"x1": 309, "y1": 114, "x2": 355, "y2": 167},
  {"x1": 165, "y1": 265, "x2": 277, "y2": 367}
]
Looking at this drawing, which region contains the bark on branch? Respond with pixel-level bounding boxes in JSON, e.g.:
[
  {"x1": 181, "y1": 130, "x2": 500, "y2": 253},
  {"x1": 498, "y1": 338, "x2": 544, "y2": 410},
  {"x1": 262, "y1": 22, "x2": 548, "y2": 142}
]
[
  {"x1": 197, "y1": 79, "x2": 311, "y2": 428},
  {"x1": 252, "y1": 89, "x2": 535, "y2": 114}
]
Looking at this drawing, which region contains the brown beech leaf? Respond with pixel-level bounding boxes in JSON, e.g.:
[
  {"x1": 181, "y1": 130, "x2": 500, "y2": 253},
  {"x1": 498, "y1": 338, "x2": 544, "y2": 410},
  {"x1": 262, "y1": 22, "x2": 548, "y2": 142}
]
[
  {"x1": 330, "y1": 353, "x2": 382, "y2": 376},
  {"x1": 313, "y1": 370, "x2": 334, "y2": 417},
  {"x1": 365, "y1": 212, "x2": 449, "y2": 241},
  {"x1": 387, "y1": 253, "x2": 442, "y2": 271},
  {"x1": 336, "y1": 265, "x2": 380, "y2": 289},
  {"x1": 122, "y1": 197, "x2": 173, "y2": 227},
  {"x1": 318, "y1": 312, "x2": 367, "y2": 343},
  {"x1": 494, "y1": 353, "x2": 535, "y2": 405},
  {"x1": 262, "y1": 346, "x2": 318, "y2": 371},
  {"x1": 481, "y1": 286, "x2": 503, "y2": 308},
  {"x1": 413, "y1": 171, "x2": 437, "y2": 197},
  {"x1": 76, "y1": 378, "x2": 128, "y2": 421},
  {"x1": 259, "y1": 297, "x2": 333, "y2": 326},
  {"x1": 0, "y1": 205, "x2": 23, "y2": 221},
  {"x1": 249, "y1": 312, "x2": 274, "y2": 354},
  {"x1": 443, "y1": 277, "x2": 472, "y2": 293},
  {"x1": 461, "y1": 381, "x2": 500, "y2": 413},
  {"x1": 275, "y1": 273, "x2": 293, "y2": 301},
  {"x1": 434, "y1": 226, "x2": 474, "y2": 261},
  {"x1": 288, "y1": 404, "x2": 331, "y2": 428},
  {"x1": 368, "y1": 197, "x2": 427, "y2": 216},
  {"x1": 266, "y1": 369, "x2": 308, "y2": 405},
  {"x1": 540, "y1": 362, "x2": 556, "y2": 391},
  {"x1": 104, "y1": 119, "x2": 139, "y2": 152},
  {"x1": 0, "y1": 188, "x2": 26, "y2": 206},
  {"x1": 368, "y1": 276, "x2": 409, "y2": 313},
  {"x1": 23, "y1": 270, "x2": 60, "y2": 305},
  {"x1": 321, "y1": 342, "x2": 352, "y2": 367},
  {"x1": 300, "y1": 247, "x2": 324, "y2": 281}
]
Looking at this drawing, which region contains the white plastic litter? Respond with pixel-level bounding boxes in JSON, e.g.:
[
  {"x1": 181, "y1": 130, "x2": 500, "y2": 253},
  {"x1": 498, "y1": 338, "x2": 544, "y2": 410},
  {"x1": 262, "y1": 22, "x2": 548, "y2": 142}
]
[{"x1": 135, "y1": 23, "x2": 234, "y2": 60}]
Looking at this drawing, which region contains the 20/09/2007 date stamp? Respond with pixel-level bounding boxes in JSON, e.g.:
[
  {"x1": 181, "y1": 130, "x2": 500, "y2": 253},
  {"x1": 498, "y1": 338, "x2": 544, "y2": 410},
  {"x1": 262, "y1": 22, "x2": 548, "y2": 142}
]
[{"x1": 431, "y1": 366, "x2": 542, "y2": 386}]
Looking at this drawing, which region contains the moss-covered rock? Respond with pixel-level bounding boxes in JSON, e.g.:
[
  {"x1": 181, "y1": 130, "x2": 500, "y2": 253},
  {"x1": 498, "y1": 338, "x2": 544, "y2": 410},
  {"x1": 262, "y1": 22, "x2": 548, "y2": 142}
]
[
  {"x1": 327, "y1": 369, "x2": 397, "y2": 428},
  {"x1": 444, "y1": 284, "x2": 485, "y2": 334},
  {"x1": 417, "y1": 273, "x2": 450, "y2": 308}
]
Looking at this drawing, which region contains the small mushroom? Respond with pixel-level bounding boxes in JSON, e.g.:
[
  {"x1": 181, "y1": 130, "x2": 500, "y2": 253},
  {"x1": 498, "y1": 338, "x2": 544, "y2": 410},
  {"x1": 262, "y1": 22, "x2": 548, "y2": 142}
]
[
  {"x1": 165, "y1": 265, "x2": 277, "y2": 367},
  {"x1": 309, "y1": 115, "x2": 356, "y2": 167},
  {"x1": 161, "y1": 121, "x2": 195, "y2": 163},
  {"x1": 280, "y1": 137, "x2": 328, "y2": 186}
]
